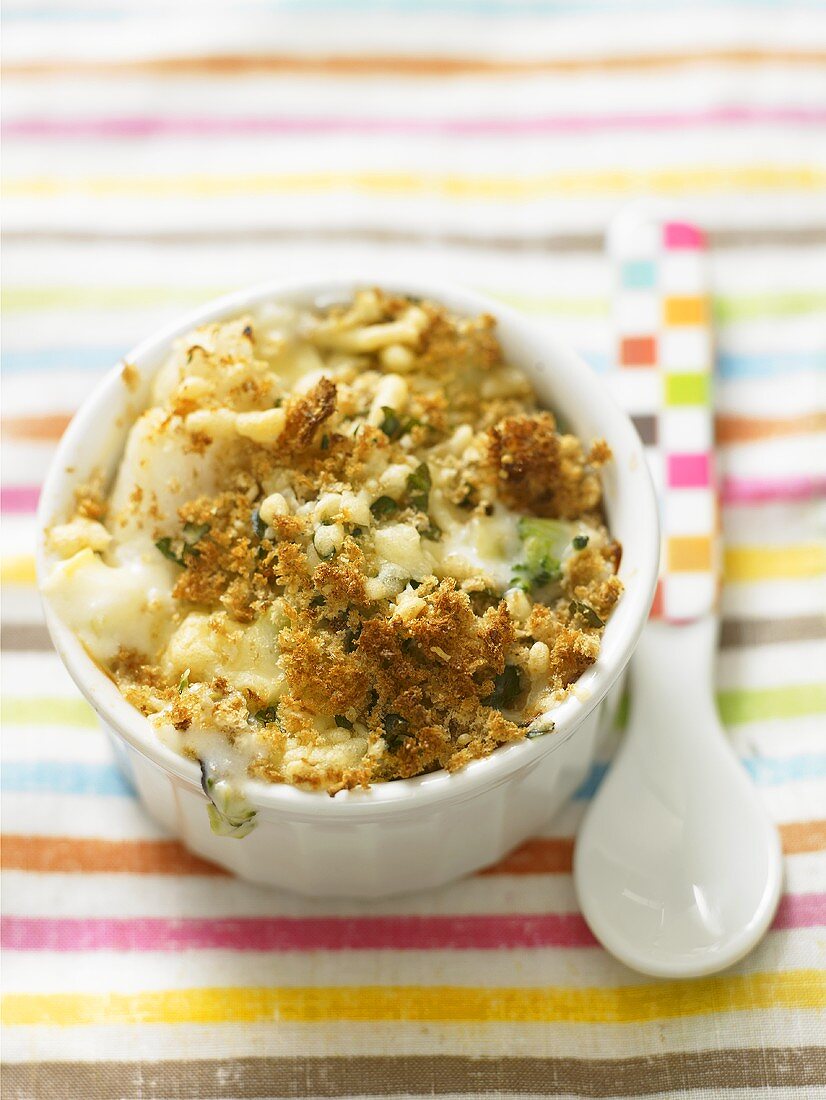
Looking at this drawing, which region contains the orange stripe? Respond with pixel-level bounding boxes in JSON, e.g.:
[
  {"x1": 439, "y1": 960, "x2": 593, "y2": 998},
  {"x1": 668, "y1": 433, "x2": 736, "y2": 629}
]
[
  {"x1": 0, "y1": 835, "x2": 226, "y2": 876},
  {"x1": 5, "y1": 49, "x2": 826, "y2": 80},
  {"x1": 779, "y1": 819, "x2": 826, "y2": 856},
  {"x1": 664, "y1": 295, "x2": 707, "y2": 325},
  {"x1": 493, "y1": 823, "x2": 826, "y2": 872},
  {"x1": 619, "y1": 336, "x2": 658, "y2": 367},
  {"x1": 668, "y1": 535, "x2": 713, "y2": 572},
  {"x1": 1, "y1": 414, "x2": 72, "y2": 442},
  {"x1": 3, "y1": 822, "x2": 822, "y2": 877},
  {"x1": 481, "y1": 837, "x2": 574, "y2": 875},
  {"x1": 715, "y1": 411, "x2": 826, "y2": 445},
  {"x1": 4, "y1": 410, "x2": 823, "y2": 446}
]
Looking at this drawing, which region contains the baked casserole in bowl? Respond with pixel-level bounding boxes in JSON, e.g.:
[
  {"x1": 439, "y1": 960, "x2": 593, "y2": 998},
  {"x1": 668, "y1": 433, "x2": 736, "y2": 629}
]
[{"x1": 37, "y1": 275, "x2": 658, "y2": 897}]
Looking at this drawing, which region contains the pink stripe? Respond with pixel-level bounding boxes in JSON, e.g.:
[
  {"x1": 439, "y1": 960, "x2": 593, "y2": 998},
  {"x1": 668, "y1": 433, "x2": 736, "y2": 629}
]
[
  {"x1": 772, "y1": 892, "x2": 826, "y2": 930},
  {"x1": 664, "y1": 222, "x2": 706, "y2": 249},
  {"x1": 5, "y1": 106, "x2": 826, "y2": 140},
  {"x1": 2, "y1": 478, "x2": 822, "y2": 516},
  {"x1": 3, "y1": 895, "x2": 822, "y2": 952},
  {"x1": 0, "y1": 486, "x2": 40, "y2": 513},
  {"x1": 722, "y1": 475, "x2": 826, "y2": 505},
  {"x1": 668, "y1": 453, "x2": 711, "y2": 488},
  {"x1": 1, "y1": 913, "x2": 596, "y2": 952}
]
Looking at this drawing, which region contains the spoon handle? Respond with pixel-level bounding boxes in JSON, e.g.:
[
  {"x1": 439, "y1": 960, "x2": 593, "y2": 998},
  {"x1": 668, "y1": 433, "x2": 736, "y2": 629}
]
[
  {"x1": 571, "y1": 206, "x2": 783, "y2": 979},
  {"x1": 627, "y1": 616, "x2": 723, "y2": 764},
  {"x1": 607, "y1": 203, "x2": 719, "y2": 623}
]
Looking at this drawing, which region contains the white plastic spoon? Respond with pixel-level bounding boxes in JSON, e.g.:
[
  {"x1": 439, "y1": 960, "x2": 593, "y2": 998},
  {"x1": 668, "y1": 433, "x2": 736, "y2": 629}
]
[
  {"x1": 573, "y1": 208, "x2": 783, "y2": 978},
  {"x1": 574, "y1": 615, "x2": 783, "y2": 977}
]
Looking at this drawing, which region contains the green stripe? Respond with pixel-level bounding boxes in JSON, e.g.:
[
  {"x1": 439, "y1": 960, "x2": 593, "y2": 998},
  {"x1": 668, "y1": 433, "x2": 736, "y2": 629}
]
[
  {"x1": 3, "y1": 286, "x2": 825, "y2": 321},
  {"x1": 491, "y1": 291, "x2": 607, "y2": 318},
  {"x1": 1, "y1": 696, "x2": 96, "y2": 728},
  {"x1": 713, "y1": 290, "x2": 826, "y2": 323},
  {"x1": 612, "y1": 685, "x2": 825, "y2": 731},
  {"x1": 615, "y1": 692, "x2": 630, "y2": 729},
  {"x1": 493, "y1": 290, "x2": 826, "y2": 322},
  {"x1": 1, "y1": 286, "x2": 226, "y2": 311},
  {"x1": 665, "y1": 372, "x2": 711, "y2": 405},
  {"x1": 718, "y1": 683, "x2": 826, "y2": 725},
  {"x1": 3, "y1": 685, "x2": 822, "y2": 731}
]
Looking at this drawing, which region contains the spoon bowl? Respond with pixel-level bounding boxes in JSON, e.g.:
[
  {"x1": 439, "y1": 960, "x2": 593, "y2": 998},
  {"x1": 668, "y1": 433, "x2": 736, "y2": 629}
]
[{"x1": 574, "y1": 618, "x2": 784, "y2": 978}]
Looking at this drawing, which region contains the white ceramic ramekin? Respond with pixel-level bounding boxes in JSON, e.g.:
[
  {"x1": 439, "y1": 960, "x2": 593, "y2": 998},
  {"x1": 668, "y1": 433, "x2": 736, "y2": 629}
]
[{"x1": 37, "y1": 275, "x2": 659, "y2": 898}]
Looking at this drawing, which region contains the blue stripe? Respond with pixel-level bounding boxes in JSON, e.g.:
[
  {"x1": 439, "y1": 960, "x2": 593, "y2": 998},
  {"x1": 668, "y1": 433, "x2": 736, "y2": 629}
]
[
  {"x1": 745, "y1": 753, "x2": 826, "y2": 785},
  {"x1": 2, "y1": 754, "x2": 822, "y2": 799},
  {"x1": 1, "y1": 347, "x2": 126, "y2": 374},
  {"x1": 715, "y1": 350, "x2": 826, "y2": 380},
  {"x1": 574, "y1": 752, "x2": 826, "y2": 799},
  {"x1": 582, "y1": 349, "x2": 826, "y2": 379},
  {"x1": 574, "y1": 762, "x2": 609, "y2": 799},
  {"x1": 1, "y1": 761, "x2": 134, "y2": 797},
  {"x1": 4, "y1": 346, "x2": 823, "y2": 380},
  {"x1": 4, "y1": 0, "x2": 824, "y2": 18}
]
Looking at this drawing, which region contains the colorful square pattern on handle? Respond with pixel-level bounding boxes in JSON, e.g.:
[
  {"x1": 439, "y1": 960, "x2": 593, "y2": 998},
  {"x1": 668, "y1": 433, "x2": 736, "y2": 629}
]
[{"x1": 609, "y1": 209, "x2": 719, "y2": 622}]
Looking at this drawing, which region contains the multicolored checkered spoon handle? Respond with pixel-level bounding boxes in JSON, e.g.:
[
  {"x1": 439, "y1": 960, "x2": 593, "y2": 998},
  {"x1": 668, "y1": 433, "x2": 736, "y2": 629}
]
[{"x1": 608, "y1": 205, "x2": 720, "y2": 623}]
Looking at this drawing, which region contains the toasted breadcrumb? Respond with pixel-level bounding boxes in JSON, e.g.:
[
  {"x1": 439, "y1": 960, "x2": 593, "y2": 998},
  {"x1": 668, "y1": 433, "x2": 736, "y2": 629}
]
[{"x1": 51, "y1": 289, "x2": 622, "y2": 794}]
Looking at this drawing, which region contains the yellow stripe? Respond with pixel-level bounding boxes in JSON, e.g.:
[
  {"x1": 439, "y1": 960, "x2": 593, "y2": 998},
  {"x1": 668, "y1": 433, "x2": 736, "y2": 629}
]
[
  {"x1": 664, "y1": 295, "x2": 708, "y2": 325},
  {"x1": 1, "y1": 556, "x2": 37, "y2": 585},
  {"x1": 5, "y1": 166, "x2": 825, "y2": 201},
  {"x1": 3, "y1": 972, "x2": 823, "y2": 1027},
  {"x1": 669, "y1": 536, "x2": 713, "y2": 573},
  {"x1": 3, "y1": 286, "x2": 825, "y2": 320},
  {"x1": 724, "y1": 544, "x2": 826, "y2": 582},
  {"x1": 8, "y1": 545, "x2": 822, "y2": 591}
]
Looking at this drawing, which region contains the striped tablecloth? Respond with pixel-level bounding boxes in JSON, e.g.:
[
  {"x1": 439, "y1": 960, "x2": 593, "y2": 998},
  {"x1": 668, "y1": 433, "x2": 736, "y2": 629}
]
[{"x1": 2, "y1": 3, "x2": 825, "y2": 1097}]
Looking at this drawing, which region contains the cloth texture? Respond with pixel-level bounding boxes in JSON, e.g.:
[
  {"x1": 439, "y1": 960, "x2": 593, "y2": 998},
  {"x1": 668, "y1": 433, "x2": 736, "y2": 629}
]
[{"x1": 2, "y1": 2, "x2": 825, "y2": 1097}]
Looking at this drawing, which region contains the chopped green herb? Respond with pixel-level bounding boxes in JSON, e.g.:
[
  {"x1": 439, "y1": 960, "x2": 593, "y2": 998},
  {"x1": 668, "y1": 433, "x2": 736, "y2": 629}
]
[
  {"x1": 254, "y1": 705, "x2": 280, "y2": 725},
  {"x1": 251, "y1": 507, "x2": 267, "y2": 540},
  {"x1": 334, "y1": 714, "x2": 354, "y2": 730},
  {"x1": 569, "y1": 600, "x2": 604, "y2": 627},
  {"x1": 309, "y1": 594, "x2": 326, "y2": 608},
  {"x1": 156, "y1": 534, "x2": 202, "y2": 566},
  {"x1": 199, "y1": 759, "x2": 257, "y2": 838},
  {"x1": 572, "y1": 534, "x2": 589, "y2": 550},
  {"x1": 177, "y1": 668, "x2": 190, "y2": 695},
  {"x1": 370, "y1": 495, "x2": 399, "y2": 520},
  {"x1": 408, "y1": 579, "x2": 421, "y2": 590},
  {"x1": 206, "y1": 801, "x2": 256, "y2": 838},
  {"x1": 182, "y1": 521, "x2": 210, "y2": 545},
  {"x1": 350, "y1": 526, "x2": 363, "y2": 539},
  {"x1": 155, "y1": 537, "x2": 183, "y2": 565},
  {"x1": 512, "y1": 517, "x2": 574, "y2": 591},
  {"x1": 378, "y1": 406, "x2": 401, "y2": 438},
  {"x1": 382, "y1": 712, "x2": 409, "y2": 751},
  {"x1": 406, "y1": 462, "x2": 431, "y2": 512},
  {"x1": 483, "y1": 665, "x2": 523, "y2": 710},
  {"x1": 273, "y1": 397, "x2": 283, "y2": 408},
  {"x1": 526, "y1": 717, "x2": 555, "y2": 739},
  {"x1": 199, "y1": 760, "x2": 215, "y2": 793},
  {"x1": 320, "y1": 434, "x2": 330, "y2": 451},
  {"x1": 508, "y1": 563, "x2": 533, "y2": 592},
  {"x1": 378, "y1": 406, "x2": 419, "y2": 441}
]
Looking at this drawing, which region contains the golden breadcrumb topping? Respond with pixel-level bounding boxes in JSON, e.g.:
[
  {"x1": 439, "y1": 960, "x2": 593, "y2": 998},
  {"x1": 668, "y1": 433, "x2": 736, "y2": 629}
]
[{"x1": 45, "y1": 289, "x2": 621, "y2": 794}]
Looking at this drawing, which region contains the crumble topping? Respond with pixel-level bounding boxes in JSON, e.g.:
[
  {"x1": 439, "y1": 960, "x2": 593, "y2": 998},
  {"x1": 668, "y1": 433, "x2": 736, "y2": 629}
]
[{"x1": 44, "y1": 289, "x2": 621, "y2": 795}]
